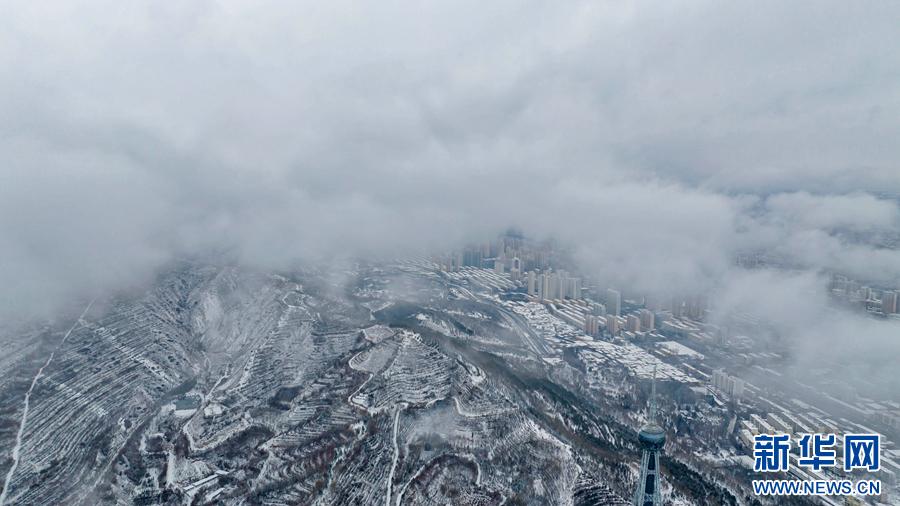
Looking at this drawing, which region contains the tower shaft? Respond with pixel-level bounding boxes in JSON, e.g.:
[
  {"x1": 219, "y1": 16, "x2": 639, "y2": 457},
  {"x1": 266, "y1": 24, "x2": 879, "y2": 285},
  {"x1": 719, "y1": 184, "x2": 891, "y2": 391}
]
[{"x1": 633, "y1": 447, "x2": 662, "y2": 506}]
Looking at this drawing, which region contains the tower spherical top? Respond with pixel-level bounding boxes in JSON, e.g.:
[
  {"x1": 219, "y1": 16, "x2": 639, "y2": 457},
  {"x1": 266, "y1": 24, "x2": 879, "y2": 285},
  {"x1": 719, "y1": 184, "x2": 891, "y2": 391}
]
[{"x1": 638, "y1": 422, "x2": 666, "y2": 449}]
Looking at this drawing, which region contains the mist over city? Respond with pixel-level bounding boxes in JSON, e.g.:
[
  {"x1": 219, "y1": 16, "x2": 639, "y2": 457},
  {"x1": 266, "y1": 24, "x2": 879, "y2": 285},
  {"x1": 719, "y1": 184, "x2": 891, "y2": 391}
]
[{"x1": 1, "y1": 1, "x2": 899, "y2": 505}]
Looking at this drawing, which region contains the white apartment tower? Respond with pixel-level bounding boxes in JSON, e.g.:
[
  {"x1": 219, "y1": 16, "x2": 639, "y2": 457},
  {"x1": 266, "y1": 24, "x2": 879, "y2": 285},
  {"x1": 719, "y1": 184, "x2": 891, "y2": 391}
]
[
  {"x1": 606, "y1": 288, "x2": 621, "y2": 316},
  {"x1": 626, "y1": 314, "x2": 641, "y2": 332},
  {"x1": 639, "y1": 309, "x2": 655, "y2": 331}
]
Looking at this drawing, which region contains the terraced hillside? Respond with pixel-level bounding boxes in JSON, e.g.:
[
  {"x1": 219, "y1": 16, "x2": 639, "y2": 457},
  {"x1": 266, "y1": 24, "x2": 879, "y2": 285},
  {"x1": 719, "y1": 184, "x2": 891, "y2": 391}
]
[{"x1": 0, "y1": 261, "x2": 727, "y2": 505}]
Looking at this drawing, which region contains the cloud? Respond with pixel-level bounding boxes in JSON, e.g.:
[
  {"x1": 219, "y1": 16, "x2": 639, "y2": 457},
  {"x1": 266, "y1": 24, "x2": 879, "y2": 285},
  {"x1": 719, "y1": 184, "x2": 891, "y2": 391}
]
[
  {"x1": 711, "y1": 269, "x2": 900, "y2": 397},
  {"x1": 763, "y1": 192, "x2": 899, "y2": 232},
  {"x1": 1, "y1": 0, "x2": 900, "y2": 372}
]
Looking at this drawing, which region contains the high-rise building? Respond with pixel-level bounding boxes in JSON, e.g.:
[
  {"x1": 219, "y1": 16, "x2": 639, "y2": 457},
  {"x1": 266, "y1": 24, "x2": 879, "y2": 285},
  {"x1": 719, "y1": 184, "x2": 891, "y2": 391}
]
[
  {"x1": 670, "y1": 296, "x2": 684, "y2": 318},
  {"x1": 731, "y1": 377, "x2": 745, "y2": 400},
  {"x1": 462, "y1": 246, "x2": 484, "y2": 267},
  {"x1": 494, "y1": 258, "x2": 504, "y2": 274},
  {"x1": 639, "y1": 309, "x2": 655, "y2": 331},
  {"x1": 606, "y1": 315, "x2": 619, "y2": 336},
  {"x1": 633, "y1": 368, "x2": 665, "y2": 506},
  {"x1": 584, "y1": 314, "x2": 600, "y2": 335},
  {"x1": 541, "y1": 273, "x2": 552, "y2": 301},
  {"x1": 883, "y1": 290, "x2": 899, "y2": 314},
  {"x1": 591, "y1": 302, "x2": 606, "y2": 316},
  {"x1": 644, "y1": 295, "x2": 660, "y2": 312},
  {"x1": 684, "y1": 295, "x2": 704, "y2": 320},
  {"x1": 626, "y1": 314, "x2": 641, "y2": 332},
  {"x1": 712, "y1": 369, "x2": 728, "y2": 391},
  {"x1": 569, "y1": 278, "x2": 582, "y2": 299},
  {"x1": 861, "y1": 286, "x2": 872, "y2": 301},
  {"x1": 606, "y1": 288, "x2": 621, "y2": 316},
  {"x1": 712, "y1": 369, "x2": 744, "y2": 401},
  {"x1": 527, "y1": 271, "x2": 536, "y2": 296}
]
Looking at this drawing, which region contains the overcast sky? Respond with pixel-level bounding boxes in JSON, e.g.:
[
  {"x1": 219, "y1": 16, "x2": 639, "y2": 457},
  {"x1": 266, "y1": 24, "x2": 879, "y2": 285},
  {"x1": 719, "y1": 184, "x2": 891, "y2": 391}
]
[{"x1": 2, "y1": 1, "x2": 900, "y2": 389}]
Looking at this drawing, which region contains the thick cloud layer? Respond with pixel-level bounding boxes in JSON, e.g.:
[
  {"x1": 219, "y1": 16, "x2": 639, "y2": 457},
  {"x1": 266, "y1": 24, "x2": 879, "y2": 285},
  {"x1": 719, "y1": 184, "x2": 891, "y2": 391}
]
[{"x1": 2, "y1": 0, "x2": 900, "y2": 392}]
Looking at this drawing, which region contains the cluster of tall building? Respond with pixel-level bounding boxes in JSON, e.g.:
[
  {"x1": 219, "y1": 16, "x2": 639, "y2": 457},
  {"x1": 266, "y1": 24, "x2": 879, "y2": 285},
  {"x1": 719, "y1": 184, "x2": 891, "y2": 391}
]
[
  {"x1": 439, "y1": 230, "x2": 556, "y2": 275},
  {"x1": 671, "y1": 296, "x2": 707, "y2": 321},
  {"x1": 830, "y1": 274, "x2": 900, "y2": 315},
  {"x1": 494, "y1": 256, "x2": 525, "y2": 282},
  {"x1": 580, "y1": 296, "x2": 656, "y2": 338},
  {"x1": 644, "y1": 294, "x2": 708, "y2": 321},
  {"x1": 485, "y1": 231, "x2": 553, "y2": 270},
  {"x1": 584, "y1": 314, "x2": 601, "y2": 335},
  {"x1": 526, "y1": 270, "x2": 583, "y2": 301},
  {"x1": 711, "y1": 369, "x2": 745, "y2": 400},
  {"x1": 602, "y1": 291, "x2": 655, "y2": 336},
  {"x1": 435, "y1": 252, "x2": 465, "y2": 273}
]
